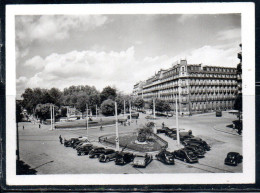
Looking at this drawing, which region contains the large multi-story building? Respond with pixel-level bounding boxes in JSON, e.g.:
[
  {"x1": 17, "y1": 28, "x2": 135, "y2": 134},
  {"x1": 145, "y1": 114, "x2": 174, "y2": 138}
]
[{"x1": 133, "y1": 60, "x2": 238, "y2": 115}]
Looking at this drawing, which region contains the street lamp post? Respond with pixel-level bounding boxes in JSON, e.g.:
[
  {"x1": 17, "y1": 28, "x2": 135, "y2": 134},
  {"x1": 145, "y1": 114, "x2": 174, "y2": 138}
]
[
  {"x1": 153, "y1": 98, "x2": 156, "y2": 119},
  {"x1": 96, "y1": 105, "x2": 98, "y2": 118},
  {"x1": 115, "y1": 102, "x2": 120, "y2": 151},
  {"x1": 176, "y1": 93, "x2": 180, "y2": 146},
  {"x1": 129, "y1": 101, "x2": 132, "y2": 123},
  {"x1": 123, "y1": 100, "x2": 126, "y2": 117},
  {"x1": 53, "y1": 105, "x2": 55, "y2": 130},
  {"x1": 50, "y1": 105, "x2": 53, "y2": 130},
  {"x1": 86, "y1": 104, "x2": 89, "y2": 139}
]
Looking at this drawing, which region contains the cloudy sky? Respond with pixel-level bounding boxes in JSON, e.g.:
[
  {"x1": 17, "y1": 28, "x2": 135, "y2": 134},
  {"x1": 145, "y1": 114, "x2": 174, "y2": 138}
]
[{"x1": 16, "y1": 14, "x2": 241, "y2": 98}]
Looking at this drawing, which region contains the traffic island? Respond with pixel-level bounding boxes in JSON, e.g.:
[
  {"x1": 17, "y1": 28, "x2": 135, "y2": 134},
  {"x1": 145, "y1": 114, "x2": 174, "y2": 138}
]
[{"x1": 99, "y1": 132, "x2": 168, "y2": 152}]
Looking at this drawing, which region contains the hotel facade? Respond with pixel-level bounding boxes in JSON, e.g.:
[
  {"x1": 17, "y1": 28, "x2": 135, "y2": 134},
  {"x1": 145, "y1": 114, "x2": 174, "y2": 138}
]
[{"x1": 133, "y1": 60, "x2": 238, "y2": 115}]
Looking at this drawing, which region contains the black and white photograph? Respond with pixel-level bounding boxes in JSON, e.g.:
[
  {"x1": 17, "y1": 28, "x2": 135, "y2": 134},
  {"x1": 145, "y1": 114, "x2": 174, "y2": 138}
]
[{"x1": 5, "y1": 3, "x2": 255, "y2": 185}]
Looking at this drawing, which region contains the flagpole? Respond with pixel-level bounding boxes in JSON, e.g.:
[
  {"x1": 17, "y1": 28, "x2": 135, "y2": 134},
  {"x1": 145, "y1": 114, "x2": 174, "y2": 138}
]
[{"x1": 115, "y1": 102, "x2": 119, "y2": 151}]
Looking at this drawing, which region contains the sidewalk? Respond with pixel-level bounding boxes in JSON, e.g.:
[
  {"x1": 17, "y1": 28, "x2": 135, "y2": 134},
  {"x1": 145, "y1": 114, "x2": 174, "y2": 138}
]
[{"x1": 213, "y1": 123, "x2": 242, "y2": 136}]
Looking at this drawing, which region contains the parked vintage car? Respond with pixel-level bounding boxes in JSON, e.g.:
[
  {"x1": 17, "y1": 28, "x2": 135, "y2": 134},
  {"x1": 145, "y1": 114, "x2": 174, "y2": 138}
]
[
  {"x1": 184, "y1": 145, "x2": 205, "y2": 158},
  {"x1": 183, "y1": 139, "x2": 211, "y2": 151},
  {"x1": 118, "y1": 118, "x2": 128, "y2": 124},
  {"x1": 155, "y1": 150, "x2": 175, "y2": 165},
  {"x1": 173, "y1": 149, "x2": 198, "y2": 163},
  {"x1": 224, "y1": 152, "x2": 243, "y2": 166},
  {"x1": 216, "y1": 110, "x2": 222, "y2": 117},
  {"x1": 99, "y1": 149, "x2": 117, "y2": 162},
  {"x1": 127, "y1": 113, "x2": 139, "y2": 119},
  {"x1": 64, "y1": 137, "x2": 79, "y2": 147},
  {"x1": 165, "y1": 128, "x2": 177, "y2": 138},
  {"x1": 137, "y1": 109, "x2": 146, "y2": 114},
  {"x1": 77, "y1": 144, "x2": 94, "y2": 156},
  {"x1": 132, "y1": 153, "x2": 153, "y2": 168},
  {"x1": 145, "y1": 115, "x2": 156, "y2": 120},
  {"x1": 156, "y1": 127, "x2": 168, "y2": 134},
  {"x1": 75, "y1": 141, "x2": 92, "y2": 150},
  {"x1": 89, "y1": 147, "x2": 106, "y2": 158},
  {"x1": 155, "y1": 112, "x2": 168, "y2": 117},
  {"x1": 115, "y1": 152, "x2": 135, "y2": 165}
]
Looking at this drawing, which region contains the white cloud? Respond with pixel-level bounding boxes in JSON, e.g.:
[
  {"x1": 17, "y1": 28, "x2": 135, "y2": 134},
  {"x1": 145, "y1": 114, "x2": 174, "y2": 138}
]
[
  {"x1": 217, "y1": 28, "x2": 241, "y2": 41},
  {"x1": 16, "y1": 15, "x2": 108, "y2": 43},
  {"x1": 187, "y1": 45, "x2": 240, "y2": 67},
  {"x1": 17, "y1": 43, "x2": 239, "y2": 96},
  {"x1": 24, "y1": 55, "x2": 45, "y2": 70},
  {"x1": 177, "y1": 15, "x2": 197, "y2": 23}
]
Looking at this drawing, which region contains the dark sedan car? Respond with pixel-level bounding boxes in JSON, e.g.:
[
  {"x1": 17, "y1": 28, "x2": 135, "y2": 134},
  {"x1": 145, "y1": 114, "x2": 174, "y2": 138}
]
[
  {"x1": 155, "y1": 150, "x2": 175, "y2": 165},
  {"x1": 89, "y1": 147, "x2": 106, "y2": 158},
  {"x1": 99, "y1": 149, "x2": 117, "y2": 162},
  {"x1": 115, "y1": 152, "x2": 135, "y2": 165},
  {"x1": 173, "y1": 149, "x2": 198, "y2": 163},
  {"x1": 64, "y1": 138, "x2": 79, "y2": 147},
  {"x1": 224, "y1": 152, "x2": 243, "y2": 166},
  {"x1": 127, "y1": 113, "x2": 139, "y2": 119},
  {"x1": 184, "y1": 145, "x2": 205, "y2": 158},
  {"x1": 77, "y1": 144, "x2": 93, "y2": 156},
  {"x1": 183, "y1": 139, "x2": 211, "y2": 151},
  {"x1": 157, "y1": 127, "x2": 168, "y2": 134}
]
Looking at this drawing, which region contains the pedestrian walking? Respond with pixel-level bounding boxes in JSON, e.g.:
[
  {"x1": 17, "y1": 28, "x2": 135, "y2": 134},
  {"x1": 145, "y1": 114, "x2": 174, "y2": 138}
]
[
  {"x1": 39, "y1": 124, "x2": 41, "y2": 129},
  {"x1": 23, "y1": 125, "x2": 24, "y2": 130},
  {"x1": 136, "y1": 119, "x2": 137, "y2": 125},
  {"x1": 100, "y1": 125, "x2": 103, "y2": 131},
  {"x1": 59, "y1": 135, "x2": 63, "y2": 144},
  {"x1": 128, "y1": 121, "x2": 130, "y2": 126},
  {"x1": 162, "y1": 122, "x2": 165, "y2": 128}
]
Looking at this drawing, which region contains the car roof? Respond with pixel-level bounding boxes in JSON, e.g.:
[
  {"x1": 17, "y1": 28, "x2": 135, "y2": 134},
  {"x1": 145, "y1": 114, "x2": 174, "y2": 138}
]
[{"x1": 228, "y1": 152, "x2": 239, "y2": 155}]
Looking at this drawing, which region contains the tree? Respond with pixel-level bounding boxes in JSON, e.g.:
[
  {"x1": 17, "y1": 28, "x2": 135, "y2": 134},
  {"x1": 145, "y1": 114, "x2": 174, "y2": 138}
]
[
  {"x1": 100, "y1": 86, "x2": 117, "y2": 102},
  {"x1": 149, "y1": 98, "x2": 171, "y2": 113},
  {"x1": 133, "y1": 97, "x2": 145, "y2": 110},
  {"x1": 16, "y1": 100, "x2": 23, "y2": 123},
  {"x1": 35, "y1": 103, "x2": 58, "y2": 121},
  {"x1": 137, "y1": 122, "x2": 155, "y2": 142},
  {"x1": 101, "y1": 99, "x2": 115, "y2": 116}
]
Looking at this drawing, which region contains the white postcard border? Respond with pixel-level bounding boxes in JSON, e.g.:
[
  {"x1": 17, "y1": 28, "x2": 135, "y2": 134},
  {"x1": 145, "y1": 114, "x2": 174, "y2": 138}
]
[{"x1": 6, "y1": 3, "x2": 255, "y2": 185}]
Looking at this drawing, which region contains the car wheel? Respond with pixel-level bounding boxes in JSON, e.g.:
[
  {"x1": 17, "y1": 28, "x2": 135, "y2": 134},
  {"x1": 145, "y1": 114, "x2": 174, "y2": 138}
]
[
  {"x1": 184, "y1": 158, "x2": 188, "y2": 163},
  {"x1": 106, "y1": 158, "x2": 109, "y2": 162},
  {"x1": 82, "y1": 152, "x2": 85, "y2": 156}
]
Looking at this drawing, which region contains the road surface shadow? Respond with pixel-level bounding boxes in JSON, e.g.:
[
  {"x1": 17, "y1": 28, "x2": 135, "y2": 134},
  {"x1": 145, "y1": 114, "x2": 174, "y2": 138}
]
[{"x1": 17, "y1": 160, "x2": 37, "y2": 175}]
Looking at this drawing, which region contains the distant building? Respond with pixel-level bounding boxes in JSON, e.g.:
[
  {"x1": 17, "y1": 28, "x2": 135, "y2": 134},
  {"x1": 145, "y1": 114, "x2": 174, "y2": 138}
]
[{"x1": 133, "y1": 60, "x2": 238, "y2": 115}]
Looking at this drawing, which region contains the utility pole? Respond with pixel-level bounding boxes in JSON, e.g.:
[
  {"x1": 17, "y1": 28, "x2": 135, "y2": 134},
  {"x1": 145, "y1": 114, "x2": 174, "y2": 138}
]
[
  {"x1": 96, "y1": 105, "x2": 98, "y2": 118},
  {"x1": 16, "y1": 119, "x2": 19, "y2": 161},
  {"x1": 153, "y1": 98, "x2": 156, "y2": 119},
  {"x1": 115, "y1": 102, "x2": 120, "y2": 151},
  {"x1": 86, "y1": 104, "x2": 89, "y2": 139},
  {"x1": 53, "y1": 105, "x2": 55, "y2": 130},
  {"x1": 50, "y1": 105, "x2": 53, "y2": 130},
  {"x1": 129, "y1": 101, "x2": 132, "y2": 123},
  {"x1": 123, "y1": 100, "x2": 126, "y2": 117},
  {"x1": 176, "y1": 92, "x2": 180, "y2": 146}
]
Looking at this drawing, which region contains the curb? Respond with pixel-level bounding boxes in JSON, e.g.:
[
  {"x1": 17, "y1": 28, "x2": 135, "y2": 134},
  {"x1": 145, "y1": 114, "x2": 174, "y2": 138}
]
[{"x1": 213, "y1": 125, "x2": 242, "y2": 137}]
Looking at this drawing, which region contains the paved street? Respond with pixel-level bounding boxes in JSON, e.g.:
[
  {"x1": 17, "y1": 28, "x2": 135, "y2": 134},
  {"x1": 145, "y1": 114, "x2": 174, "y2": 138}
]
[{"x1": 18, "y1": 111, "x2": 242, "y2": 174}]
